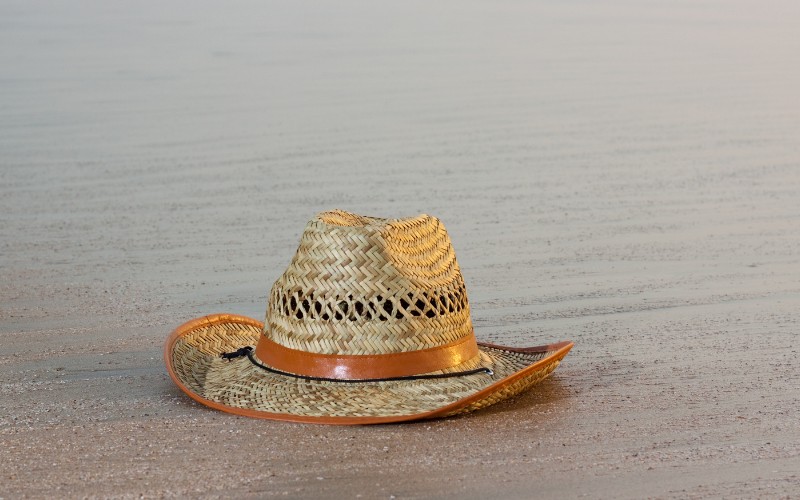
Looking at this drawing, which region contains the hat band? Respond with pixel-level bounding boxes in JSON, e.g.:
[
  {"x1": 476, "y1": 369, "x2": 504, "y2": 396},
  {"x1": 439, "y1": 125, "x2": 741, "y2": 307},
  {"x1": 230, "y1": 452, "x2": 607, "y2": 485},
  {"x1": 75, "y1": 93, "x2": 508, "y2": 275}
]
[{"x1": 254, "y1": 334, "x2": 480, "y2": 380}]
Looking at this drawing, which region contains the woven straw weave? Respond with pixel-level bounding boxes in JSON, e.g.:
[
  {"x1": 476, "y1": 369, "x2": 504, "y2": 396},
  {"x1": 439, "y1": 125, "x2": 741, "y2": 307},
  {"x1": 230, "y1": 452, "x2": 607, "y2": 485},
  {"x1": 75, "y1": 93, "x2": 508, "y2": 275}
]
[
  {"x1": 166, "y1": 210, "x2": 573, "y2": 423},
  {"x1": 171, "y1": 321, "x2": 562, "y2": 418},
  {"x1": 265, "y1": 210, "x2": 473, "y2": 355}
]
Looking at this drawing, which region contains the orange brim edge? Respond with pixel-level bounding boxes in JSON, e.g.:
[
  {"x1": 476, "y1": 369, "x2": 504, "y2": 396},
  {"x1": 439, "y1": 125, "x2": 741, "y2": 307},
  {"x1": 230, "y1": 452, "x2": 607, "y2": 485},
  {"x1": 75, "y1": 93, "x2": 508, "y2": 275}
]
[{"x1": 164, "y1": 313, "x2": 574, "y2": 425}]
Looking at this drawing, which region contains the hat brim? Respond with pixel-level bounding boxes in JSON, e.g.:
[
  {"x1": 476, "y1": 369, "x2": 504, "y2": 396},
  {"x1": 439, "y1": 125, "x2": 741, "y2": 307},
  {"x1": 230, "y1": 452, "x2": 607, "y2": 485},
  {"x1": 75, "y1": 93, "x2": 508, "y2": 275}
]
[{"x1": 165, "y1": 313, "x2": 573, "y2": 425}]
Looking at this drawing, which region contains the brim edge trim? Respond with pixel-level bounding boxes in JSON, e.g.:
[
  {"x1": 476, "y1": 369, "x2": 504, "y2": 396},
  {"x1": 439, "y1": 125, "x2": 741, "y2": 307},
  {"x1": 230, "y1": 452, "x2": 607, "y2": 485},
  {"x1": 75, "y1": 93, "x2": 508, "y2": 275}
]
[{"x1": 164, "y1": 313, "x2": 573, "y2": 425}]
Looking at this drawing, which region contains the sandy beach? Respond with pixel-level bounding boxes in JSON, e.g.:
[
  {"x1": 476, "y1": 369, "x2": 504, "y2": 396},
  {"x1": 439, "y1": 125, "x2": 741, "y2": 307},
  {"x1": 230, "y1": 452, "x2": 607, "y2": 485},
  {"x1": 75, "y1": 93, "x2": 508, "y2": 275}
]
[{"x1": 2, "y1": 0, "x2": 799, "y2": 497}]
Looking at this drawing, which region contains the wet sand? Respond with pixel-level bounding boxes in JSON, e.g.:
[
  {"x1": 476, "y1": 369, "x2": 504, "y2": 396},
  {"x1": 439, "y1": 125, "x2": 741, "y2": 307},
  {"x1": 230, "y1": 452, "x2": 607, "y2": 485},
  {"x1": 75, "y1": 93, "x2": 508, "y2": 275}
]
[{"x1": 2, "y1": 0, "x2": 799, "y2": 498}]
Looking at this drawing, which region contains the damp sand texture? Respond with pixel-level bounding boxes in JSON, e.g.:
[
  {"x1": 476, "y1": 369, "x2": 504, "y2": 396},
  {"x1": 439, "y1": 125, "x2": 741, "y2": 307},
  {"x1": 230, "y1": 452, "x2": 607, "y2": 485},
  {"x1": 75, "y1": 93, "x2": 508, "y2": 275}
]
[{"x1": 1, "y1": 0, "x2": 800, "y2": 498}]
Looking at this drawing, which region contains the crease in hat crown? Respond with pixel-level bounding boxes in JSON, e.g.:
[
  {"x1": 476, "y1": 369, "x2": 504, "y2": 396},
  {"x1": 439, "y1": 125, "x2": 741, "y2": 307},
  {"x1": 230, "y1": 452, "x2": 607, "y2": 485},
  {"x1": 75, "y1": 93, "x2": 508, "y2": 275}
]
[{"x1": 263, "y1": 209, "x2": 476, "y2": 360}]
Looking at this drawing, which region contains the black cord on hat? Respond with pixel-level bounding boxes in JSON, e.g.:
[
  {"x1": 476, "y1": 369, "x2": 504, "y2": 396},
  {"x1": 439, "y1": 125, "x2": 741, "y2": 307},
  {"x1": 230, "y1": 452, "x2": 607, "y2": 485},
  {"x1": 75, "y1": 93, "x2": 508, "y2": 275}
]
[{"x1": 220, "y1": 346, "x2": 493, "y2": 383}]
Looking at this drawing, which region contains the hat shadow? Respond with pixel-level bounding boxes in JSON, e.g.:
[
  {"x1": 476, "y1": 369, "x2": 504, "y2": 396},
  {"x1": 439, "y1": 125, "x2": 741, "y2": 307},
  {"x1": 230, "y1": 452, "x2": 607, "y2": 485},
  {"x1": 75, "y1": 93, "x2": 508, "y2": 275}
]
[{"x1": 383, "y1": 376, "x2": 573, "y2": 427}]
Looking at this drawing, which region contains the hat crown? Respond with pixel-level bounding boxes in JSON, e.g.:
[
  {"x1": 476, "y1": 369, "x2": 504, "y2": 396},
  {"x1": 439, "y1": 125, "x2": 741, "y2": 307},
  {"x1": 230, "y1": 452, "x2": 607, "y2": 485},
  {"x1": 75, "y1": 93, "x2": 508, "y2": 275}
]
[{"x1": 265, "y1": 210, "x2": 473, "y2": 355}]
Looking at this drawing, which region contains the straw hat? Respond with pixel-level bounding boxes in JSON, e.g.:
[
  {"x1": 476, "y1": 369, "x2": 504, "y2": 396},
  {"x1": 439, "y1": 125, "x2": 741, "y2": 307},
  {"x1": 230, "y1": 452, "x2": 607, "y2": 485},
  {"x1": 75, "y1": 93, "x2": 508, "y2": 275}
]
[{"x1": 165, "y1": 210, "x2": 573, "y2": 424}]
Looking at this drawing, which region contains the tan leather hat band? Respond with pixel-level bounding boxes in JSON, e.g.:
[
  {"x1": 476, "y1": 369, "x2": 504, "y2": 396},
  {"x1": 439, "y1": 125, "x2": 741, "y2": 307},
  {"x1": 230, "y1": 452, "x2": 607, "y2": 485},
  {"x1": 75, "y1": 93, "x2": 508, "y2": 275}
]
[{"x1": 254, "y1": 334, "x2": 481, "y2": 380}]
